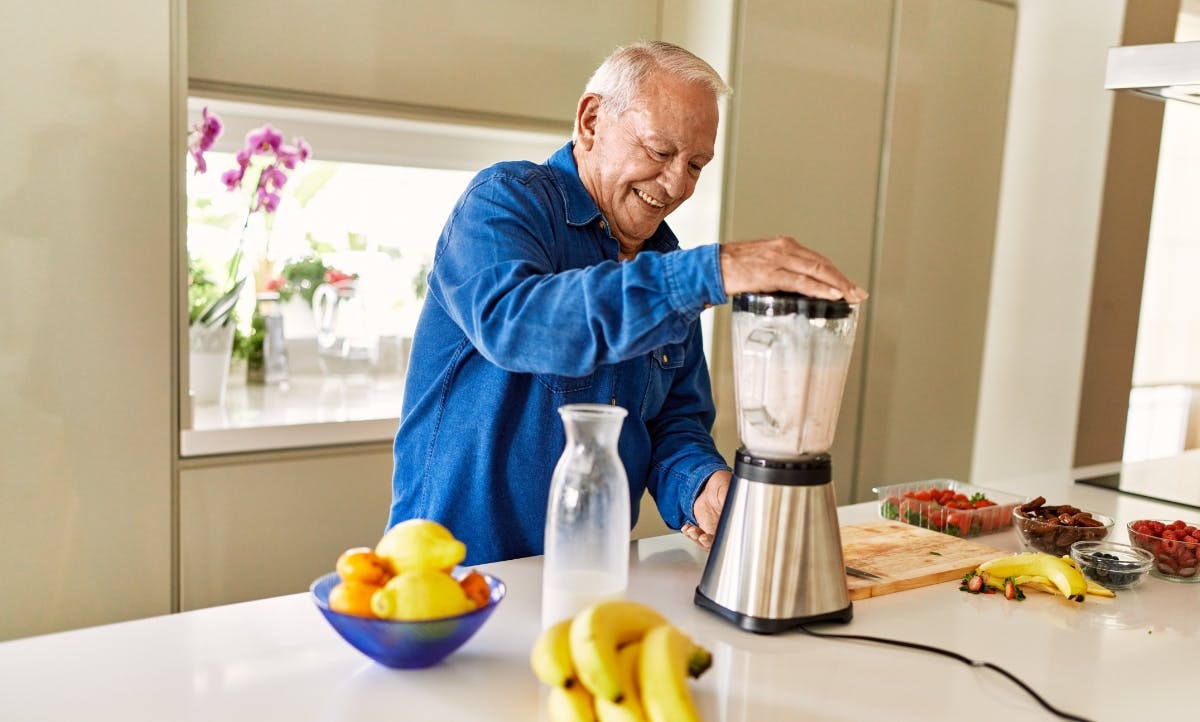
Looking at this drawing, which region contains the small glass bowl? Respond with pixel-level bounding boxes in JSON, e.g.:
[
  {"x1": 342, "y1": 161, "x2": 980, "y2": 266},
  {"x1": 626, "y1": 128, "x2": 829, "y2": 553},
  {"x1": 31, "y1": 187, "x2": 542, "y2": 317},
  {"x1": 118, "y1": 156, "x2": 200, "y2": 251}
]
[
  {"x1": 1127, "y1": 519, "x2": 1200, "y2": 583},
  {"x1": 310, "y1": 570, "x2": 506, "y2": 668},
  {"x1": 1069, "y1": 540, "x2": 1153, "y2": 589},
  {"x1": 1012, "y1": 506, "x2": 1113, "y2": 557}
]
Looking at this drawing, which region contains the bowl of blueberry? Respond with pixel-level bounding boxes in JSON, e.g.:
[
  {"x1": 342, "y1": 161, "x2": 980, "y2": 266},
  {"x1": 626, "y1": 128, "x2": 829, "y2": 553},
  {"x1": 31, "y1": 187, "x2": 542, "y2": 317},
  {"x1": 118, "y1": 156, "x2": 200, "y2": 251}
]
[{"x1": 1069, "y1": 540, "x2": 1153, "y2": 590}]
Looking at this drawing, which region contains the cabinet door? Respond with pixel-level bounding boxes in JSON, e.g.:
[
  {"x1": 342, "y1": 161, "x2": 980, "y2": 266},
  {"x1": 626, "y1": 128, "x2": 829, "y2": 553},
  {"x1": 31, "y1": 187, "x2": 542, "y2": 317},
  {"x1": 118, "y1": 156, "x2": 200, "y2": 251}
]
[
  {"x1": 188, "y1": 0, "x2": 659, "y2": 126},
  {"x1": 179, "y1": 446, "x2": 393, "y2": 610},
  {"x1": 856, "y1": 0, "x2": 1015, "y2": 492},
  {"x1": 717, "y1": 0, "x2": 894, "y2": 502}
]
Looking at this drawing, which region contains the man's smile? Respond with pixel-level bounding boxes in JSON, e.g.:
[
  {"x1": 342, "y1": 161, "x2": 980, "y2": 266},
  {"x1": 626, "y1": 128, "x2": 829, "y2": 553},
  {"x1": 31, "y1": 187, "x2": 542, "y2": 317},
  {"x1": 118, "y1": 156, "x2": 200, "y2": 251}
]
[{"x1": 634, "y1": 188, "x2": 666, "y2": 208}]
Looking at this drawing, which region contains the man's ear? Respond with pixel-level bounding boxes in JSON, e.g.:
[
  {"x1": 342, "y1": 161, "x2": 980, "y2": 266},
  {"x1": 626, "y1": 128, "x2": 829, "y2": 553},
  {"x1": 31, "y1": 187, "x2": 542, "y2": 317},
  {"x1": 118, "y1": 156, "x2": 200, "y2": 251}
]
[{"x1": 574, "y1": 94, "x2": 603, "y2": 151}]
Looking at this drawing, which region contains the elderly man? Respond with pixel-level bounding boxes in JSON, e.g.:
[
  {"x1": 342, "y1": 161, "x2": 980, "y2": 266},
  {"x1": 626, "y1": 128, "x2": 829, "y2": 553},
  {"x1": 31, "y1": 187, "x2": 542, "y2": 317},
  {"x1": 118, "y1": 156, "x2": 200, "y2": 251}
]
[{"x1": 387, "y1": 41, "x2": 866, "y2": 564}]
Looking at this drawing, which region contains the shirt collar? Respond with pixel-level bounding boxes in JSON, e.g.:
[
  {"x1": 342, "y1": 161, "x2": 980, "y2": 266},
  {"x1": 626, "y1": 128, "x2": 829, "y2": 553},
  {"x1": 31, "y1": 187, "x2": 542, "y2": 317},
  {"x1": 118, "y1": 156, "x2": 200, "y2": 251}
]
[{"x1": 547, "y1": 141, "x2": 679, "y2": 253}]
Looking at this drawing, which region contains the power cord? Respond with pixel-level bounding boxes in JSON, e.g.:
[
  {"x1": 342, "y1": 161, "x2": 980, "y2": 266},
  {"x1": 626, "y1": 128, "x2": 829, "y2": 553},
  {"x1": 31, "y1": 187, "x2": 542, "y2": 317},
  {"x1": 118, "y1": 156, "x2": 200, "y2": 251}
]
[{"x1": 797, "y1": 624, "x2": 1093, "y2": 722}]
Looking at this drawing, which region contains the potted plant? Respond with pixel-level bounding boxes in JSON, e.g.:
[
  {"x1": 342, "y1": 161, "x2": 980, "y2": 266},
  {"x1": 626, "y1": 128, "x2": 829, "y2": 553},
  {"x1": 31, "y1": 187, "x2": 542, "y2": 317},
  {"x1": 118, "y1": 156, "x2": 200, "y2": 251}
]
[{"x1": 186, "y1": 107, "x2": 311, "y2": 395}]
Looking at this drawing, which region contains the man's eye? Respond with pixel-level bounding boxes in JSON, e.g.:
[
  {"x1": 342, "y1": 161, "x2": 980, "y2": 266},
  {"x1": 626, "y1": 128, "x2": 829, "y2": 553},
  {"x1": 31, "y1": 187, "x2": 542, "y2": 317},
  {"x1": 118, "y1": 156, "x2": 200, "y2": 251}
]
[{"x1": 648, "y1": 148, "x2": 669, "y2": 160}]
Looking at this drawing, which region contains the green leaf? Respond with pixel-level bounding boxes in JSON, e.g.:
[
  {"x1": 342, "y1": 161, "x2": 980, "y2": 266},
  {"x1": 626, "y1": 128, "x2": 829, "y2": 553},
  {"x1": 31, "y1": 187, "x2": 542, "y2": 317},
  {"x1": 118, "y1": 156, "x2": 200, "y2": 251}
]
[
  {"x1": 347, "y1": 231, "x2": 368, "y2": 252},
  {"x1": 292, "y1": 163, "x2": 337, "y2": 207},
  {"x1": 306, "y1": 232, "x2": 336, "y2": 254},
  {"x1": 196, "y1": 276, "x2": 247, "y2": 327}
]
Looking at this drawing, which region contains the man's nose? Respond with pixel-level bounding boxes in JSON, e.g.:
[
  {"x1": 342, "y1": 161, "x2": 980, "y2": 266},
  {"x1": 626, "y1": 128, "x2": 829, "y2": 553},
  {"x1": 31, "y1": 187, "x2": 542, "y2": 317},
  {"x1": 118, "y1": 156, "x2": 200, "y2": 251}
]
[{"x1": 659, "y1": 158, "x2": 688, "y2": 200}]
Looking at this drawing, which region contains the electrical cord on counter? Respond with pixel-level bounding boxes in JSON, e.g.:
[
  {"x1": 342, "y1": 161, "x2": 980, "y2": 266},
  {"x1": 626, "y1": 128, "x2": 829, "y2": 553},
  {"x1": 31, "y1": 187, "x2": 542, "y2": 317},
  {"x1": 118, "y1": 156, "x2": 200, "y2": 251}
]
[{"x1": 797, "y1": 624, "x2": 1093, "y2": 722}]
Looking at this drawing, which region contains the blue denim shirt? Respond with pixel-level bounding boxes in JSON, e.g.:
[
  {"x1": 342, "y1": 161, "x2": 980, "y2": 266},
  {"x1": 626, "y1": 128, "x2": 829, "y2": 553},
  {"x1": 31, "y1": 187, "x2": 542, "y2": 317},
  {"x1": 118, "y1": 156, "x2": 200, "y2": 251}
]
[{"x1": 388, "y1": 142, "x2": 731, "y2": 564}]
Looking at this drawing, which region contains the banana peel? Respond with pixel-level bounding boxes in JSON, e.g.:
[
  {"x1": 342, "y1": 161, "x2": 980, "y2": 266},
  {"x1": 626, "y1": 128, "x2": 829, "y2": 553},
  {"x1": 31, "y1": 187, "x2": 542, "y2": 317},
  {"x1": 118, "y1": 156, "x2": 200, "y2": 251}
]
[
  {"x1": 978, "y1": 552, "x2": 1088, "y2": 601},
  {"x1": 1060, "y1": 555, "x2": 1116, "y2": 598},
  {"x1": 965, "y1": 552, "x2": 1115, "y2": 602}
]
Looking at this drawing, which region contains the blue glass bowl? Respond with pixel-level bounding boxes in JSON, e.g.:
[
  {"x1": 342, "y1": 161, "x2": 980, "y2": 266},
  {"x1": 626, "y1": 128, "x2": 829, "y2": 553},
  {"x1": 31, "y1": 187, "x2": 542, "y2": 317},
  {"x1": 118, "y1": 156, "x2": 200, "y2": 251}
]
[{"x1": 310, "y1": 570, "x2": 506, "y2": 668}]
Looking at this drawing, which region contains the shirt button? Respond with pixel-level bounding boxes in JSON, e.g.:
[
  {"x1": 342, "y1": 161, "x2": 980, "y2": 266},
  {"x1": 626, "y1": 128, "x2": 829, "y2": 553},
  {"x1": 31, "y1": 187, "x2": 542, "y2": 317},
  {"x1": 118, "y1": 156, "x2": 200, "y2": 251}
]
[
  {"x1": 661, "y1": 353, "x2": 668, "y2": 364},
  {"x1": 599, "y1": 220, "x2": 607, "y2": 231}
]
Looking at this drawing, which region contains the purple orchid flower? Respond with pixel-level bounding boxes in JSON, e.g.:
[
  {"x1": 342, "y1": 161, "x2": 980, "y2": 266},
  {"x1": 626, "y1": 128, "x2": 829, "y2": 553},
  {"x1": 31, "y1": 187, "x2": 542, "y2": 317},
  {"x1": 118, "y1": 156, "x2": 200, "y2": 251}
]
[
  {"x1": 187, "y1": 106, "x2": 225, "y2": 175},
  {"x1": 245, "y1": 125, "x2": 283, "y2": 154}
]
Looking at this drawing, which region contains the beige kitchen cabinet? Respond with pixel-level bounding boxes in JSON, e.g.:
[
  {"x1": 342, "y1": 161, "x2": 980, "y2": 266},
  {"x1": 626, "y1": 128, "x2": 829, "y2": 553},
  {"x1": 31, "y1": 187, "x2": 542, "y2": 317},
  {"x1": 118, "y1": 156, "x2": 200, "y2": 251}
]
[
  {"x1": 188, "y1": 0, "x2": 659, "y2": 128},
  {"x1": 717, "y1": 0, "x2": 1015, "y2": 503},
  {"x1": 853, "y1": 0, "x2": 1015, "y2": 497},
  {"x1": 179, "y1": 448, "x2": 670, "y2": 610},
  {"x1": 179, "y1": 445, "x2": 394, "y2": 610},
  {"x1": 0, "y1": 0, "x2": 176, "y2": 641}
]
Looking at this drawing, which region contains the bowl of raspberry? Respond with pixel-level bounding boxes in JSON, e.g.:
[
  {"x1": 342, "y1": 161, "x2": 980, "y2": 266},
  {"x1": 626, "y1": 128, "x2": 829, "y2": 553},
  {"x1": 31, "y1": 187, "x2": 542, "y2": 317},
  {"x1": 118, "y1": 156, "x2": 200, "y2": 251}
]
[{"x1": 1127, "y1": 518, "x2": 1200, "y2": 582}]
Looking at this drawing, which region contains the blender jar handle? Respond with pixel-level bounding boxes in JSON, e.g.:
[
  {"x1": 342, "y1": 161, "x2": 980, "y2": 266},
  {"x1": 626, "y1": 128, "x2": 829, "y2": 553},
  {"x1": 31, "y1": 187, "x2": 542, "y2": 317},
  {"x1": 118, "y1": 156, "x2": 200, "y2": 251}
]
[{"x1": 742, "y1": 326, "x2": 780, "y2": 431}]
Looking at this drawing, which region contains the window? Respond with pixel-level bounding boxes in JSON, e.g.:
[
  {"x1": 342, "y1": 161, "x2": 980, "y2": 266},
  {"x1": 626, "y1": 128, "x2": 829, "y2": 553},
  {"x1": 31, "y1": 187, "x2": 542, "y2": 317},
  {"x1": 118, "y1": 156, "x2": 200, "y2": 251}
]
[
  {"x1": 182, "y1": 98, "x2": 565, "y2": 455},
  {"x1": 182, "y1": 97, "x2": 721, "y2": 456}
]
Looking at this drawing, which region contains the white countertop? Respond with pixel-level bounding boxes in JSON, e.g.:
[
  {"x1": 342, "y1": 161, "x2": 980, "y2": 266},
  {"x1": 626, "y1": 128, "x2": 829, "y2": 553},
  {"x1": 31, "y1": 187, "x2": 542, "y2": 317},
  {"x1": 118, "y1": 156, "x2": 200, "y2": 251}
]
[{"x1": 2, "y1": 467, "x2": 1197, "y2": 721}]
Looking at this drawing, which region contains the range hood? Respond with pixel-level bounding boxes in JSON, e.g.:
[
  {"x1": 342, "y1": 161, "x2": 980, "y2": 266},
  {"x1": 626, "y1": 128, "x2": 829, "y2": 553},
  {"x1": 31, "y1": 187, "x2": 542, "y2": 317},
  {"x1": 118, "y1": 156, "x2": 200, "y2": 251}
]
[{"x1": 1106, "y1": 40, "x2": 1200, "y2": 105}]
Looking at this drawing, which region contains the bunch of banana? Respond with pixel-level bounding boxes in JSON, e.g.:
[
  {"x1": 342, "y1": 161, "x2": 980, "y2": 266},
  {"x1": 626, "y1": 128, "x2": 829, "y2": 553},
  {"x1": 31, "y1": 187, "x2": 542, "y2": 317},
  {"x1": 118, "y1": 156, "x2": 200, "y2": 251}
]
[
  {"x1": 530, "y1": 600, "x2": 713, "y2": 722},
  {"x1": 971, "y1": 552, "x2": 1114, "y2": 601}
]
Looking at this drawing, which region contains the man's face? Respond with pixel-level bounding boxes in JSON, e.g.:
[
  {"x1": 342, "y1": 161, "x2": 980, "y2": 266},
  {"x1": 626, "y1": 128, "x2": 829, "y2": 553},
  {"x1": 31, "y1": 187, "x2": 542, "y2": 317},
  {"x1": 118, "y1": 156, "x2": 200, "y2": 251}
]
[{"x1": 575, "y1": 70, "x2": 719, "y2": 249}]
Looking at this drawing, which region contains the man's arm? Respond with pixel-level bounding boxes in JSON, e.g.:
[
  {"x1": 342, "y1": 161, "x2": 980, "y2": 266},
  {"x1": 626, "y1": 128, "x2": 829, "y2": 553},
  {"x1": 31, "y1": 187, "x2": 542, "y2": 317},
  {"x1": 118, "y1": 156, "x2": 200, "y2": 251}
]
[
  {"x1": 643, "y1": 320, "x2": 731, "y2": 531},
  {"x1": 431, "y1": 173, "x2": 726, "y2": 375}
]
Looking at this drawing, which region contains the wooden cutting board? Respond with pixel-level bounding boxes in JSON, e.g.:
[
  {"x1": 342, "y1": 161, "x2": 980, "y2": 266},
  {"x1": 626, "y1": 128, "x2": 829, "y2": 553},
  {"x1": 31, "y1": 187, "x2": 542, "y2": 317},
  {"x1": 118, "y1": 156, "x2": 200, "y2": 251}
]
[{"x1": 841, "y1": 520, "x2": 1009, "y2": 599}]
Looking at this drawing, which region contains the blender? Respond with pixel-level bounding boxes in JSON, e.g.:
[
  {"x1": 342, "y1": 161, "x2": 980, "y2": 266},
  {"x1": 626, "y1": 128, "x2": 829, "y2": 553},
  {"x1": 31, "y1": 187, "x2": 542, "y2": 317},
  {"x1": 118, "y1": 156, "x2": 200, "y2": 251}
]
[{"x1": 695, "y1": 292, "x2": 860, "y2": 633}]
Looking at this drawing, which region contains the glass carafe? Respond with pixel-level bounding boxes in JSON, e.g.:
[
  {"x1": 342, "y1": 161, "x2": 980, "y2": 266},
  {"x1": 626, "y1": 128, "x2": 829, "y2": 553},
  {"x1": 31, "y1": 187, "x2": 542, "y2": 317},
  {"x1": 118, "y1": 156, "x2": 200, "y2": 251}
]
[
  {"x1": 731, "y1": 293, "x2": 859, "y2": 460},
  {"x1": 541, "y1": 404, "x2": 630, "y2": 629},
  {"x1": 312, "y1": 280, "x2": 379, "y2": 377}
]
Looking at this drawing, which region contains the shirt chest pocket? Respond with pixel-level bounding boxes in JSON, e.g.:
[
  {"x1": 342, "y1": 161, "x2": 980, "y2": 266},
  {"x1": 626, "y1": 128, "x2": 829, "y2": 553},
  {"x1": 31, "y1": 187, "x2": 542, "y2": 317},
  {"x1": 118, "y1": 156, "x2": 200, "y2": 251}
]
[
  {"x1": 652, "y1": 344, "x2": 685, "y2": 372},
  {"x1": 641, "y1": 343, "x2": 686, "y2": 417}
]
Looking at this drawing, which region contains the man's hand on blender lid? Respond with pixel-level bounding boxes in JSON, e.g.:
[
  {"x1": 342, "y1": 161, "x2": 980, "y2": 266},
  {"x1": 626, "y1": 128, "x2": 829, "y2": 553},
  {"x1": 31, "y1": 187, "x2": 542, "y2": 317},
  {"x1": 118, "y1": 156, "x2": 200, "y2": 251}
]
[{"x1": 718, "y1": 236, "x2": 867, "y2": 303}]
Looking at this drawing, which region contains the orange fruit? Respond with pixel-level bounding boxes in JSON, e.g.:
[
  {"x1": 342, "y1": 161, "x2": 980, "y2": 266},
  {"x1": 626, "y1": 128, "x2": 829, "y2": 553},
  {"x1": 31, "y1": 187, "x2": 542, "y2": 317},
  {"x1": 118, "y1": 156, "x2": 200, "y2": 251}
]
[
  {"x1": 336, "y1": 547, "x2": 394, "y2": 585},
  {"x1": 328, "y1": 580, "x2": 380, "y2": 618},
  {"x1": 459, "y1": 570, "x2": 491, "y2": 608}
]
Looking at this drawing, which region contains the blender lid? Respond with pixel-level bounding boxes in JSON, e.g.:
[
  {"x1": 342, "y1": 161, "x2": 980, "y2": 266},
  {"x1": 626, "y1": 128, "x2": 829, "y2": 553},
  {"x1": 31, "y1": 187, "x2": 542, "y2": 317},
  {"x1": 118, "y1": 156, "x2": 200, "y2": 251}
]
[{"x1": 732, "y1": 292, "x2": 853, "y2": 319}]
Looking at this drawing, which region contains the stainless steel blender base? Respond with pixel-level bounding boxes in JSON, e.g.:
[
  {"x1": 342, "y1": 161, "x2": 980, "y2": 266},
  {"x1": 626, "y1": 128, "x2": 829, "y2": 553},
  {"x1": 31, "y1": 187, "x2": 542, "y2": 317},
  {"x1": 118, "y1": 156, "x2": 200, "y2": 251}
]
[
  {"x1": 694, "y1": 586, "x2": 852, "y2": 634},
  {"x1": 694, "y1": 452, "x2": 853, "y2": 633}
]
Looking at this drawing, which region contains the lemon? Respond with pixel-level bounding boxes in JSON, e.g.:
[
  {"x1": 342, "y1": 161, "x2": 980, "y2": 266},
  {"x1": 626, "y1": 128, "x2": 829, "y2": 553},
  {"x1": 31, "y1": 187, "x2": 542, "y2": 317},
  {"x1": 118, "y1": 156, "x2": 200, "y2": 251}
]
[
  {"x1": 375, "y1": 519, "x2": 467, "y2": 573},
  {"x1": 370, "y1": 569, "x2": 476, "y2": 621}
]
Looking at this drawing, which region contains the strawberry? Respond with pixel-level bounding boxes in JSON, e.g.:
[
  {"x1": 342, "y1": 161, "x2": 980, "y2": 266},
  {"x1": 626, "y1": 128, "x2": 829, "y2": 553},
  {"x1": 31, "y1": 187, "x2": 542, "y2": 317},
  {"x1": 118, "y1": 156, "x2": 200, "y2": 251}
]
[{"x1": 1004, "y1": 577, "x2": 1025, "y2": 601}]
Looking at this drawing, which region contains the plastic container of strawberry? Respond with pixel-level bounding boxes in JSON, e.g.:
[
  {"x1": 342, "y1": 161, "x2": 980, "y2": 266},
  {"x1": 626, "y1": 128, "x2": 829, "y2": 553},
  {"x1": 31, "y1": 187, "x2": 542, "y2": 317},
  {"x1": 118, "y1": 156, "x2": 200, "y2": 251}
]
[{"x1": 873, "y1": 479, "x2": 1027, "y2": 538}]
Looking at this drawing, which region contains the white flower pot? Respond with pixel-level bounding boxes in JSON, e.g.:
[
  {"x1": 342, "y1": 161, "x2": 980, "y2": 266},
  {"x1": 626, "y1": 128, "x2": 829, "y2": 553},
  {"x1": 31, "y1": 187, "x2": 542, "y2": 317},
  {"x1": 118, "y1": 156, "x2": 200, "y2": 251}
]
[{"x1": 189, "y1": 322, "x2": 235, "y2": 405}]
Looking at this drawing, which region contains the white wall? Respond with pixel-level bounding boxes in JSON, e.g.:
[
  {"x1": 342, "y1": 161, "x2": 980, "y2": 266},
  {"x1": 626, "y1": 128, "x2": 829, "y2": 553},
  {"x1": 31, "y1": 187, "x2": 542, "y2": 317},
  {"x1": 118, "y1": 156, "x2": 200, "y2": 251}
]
[
  {"x1": 971, "y1": 0, "x2": 1126, "y2": 484},
  {"x1": 1132, "y1": 8, "x2": 1200, "y2": 388}
]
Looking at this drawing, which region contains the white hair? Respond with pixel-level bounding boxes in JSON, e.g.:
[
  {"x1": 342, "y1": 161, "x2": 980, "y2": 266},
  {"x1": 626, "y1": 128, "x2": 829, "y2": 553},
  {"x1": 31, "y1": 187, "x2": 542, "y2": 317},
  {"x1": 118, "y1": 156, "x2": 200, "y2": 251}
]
[{"x1": 576, "y1": 41, "x2": 731, "y2": 135}]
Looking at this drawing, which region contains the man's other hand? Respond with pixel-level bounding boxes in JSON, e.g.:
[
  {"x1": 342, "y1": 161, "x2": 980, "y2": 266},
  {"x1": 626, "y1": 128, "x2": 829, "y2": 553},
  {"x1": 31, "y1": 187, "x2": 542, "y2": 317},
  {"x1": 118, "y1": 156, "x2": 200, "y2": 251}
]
[{"x1": 682, "y1": 469, "x2": 731, "y2": 550}]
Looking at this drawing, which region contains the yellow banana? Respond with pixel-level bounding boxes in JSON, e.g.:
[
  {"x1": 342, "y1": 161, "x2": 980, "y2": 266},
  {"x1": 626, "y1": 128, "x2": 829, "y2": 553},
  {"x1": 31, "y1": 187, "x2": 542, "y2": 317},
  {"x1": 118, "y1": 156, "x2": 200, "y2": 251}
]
[
  {"x1": 595, "y1": 642, "x2": 646, "y2": 722},
  {"x1": 1010, "y1": 574, "x2": 1064, "y2": 596},
  {"x1": 1084, "y1": 579, "x2": 1116, "y2": 598},
  {"x1": 570, "y1": 601, "x2": 667, "y2": 703},
  {"x1": 548, "y1": 684, "x2": 597, "y2": 722},
  {"x1": 979, "y1": 552, "x2": 1087, "y2": 601},
  {"x1": 532, "y1": 619, "x2": 577, "y2": 689},
  {"x1": 1057, "y1": 557, "x2": 1117, "y2": 598},
  {"x1": 638, "y1": 624, "x2": 713, "y2": 722}
]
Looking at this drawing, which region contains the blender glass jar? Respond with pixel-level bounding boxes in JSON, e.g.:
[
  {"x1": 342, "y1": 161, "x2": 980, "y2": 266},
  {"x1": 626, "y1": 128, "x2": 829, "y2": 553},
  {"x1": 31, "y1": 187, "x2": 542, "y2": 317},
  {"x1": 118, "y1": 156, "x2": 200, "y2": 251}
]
[{"x1": 731, "y1": 292, "x2": 859, "y2": 460}]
